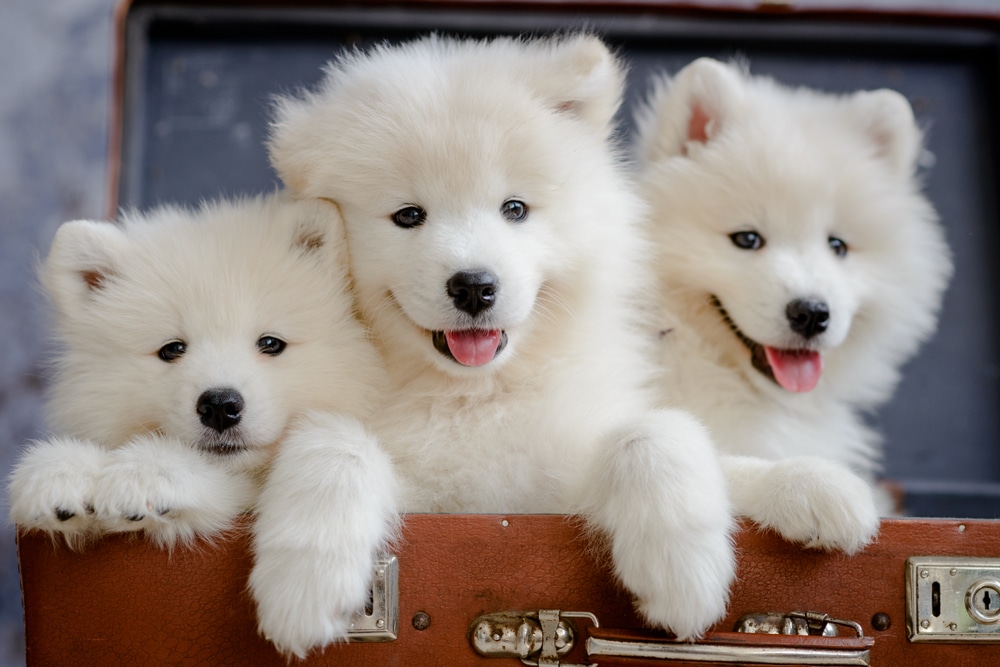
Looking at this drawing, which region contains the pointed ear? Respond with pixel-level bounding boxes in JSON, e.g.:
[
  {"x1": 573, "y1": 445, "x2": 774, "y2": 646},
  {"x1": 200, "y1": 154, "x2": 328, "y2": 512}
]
[
  {"x1": 277, "y1": 193, "x2": 351, "y2": 271},
  {"x1": 40, "y1": 219, "x2": 129, "y2": 315},
  {"x1": 524, "y1": 34, "x2": 626, "y2": 134},
  {"x1": 268, "y1": 92, "x2": 323, "y2": 195},
  {"x1": 635, "y1": 58, "x2": 745, "y2": 165},
  {"x1": 847, "y1": 89, "x2": 922, "y2": 176}
]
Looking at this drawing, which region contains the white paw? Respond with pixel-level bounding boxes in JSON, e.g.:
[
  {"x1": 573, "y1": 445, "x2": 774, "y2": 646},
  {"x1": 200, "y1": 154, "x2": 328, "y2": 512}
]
[
  {"x1": 8, "y1": 437, "x2": 109, "y2": 547},
  {"x1": 93, "y1": 435, "x2": 255, "y2": 547},
  {"x1": 578, "y1": 409, "x2": 736, "y2": 640},
  {"x1": 250, "y1": 411, "x2": 399, "y2": 658},
  {"x1": 250, "y1": 544, "x2": 375, "y2": 658},
  {"x1": 740, "y1": 457, "x2": 880, "y2": 555},
  {"x1": 620, "y1": 519, "x2": 736, "y2": 640}
]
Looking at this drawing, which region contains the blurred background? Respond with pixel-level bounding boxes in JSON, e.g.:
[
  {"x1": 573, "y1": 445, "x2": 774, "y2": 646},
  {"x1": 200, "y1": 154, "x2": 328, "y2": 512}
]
[
  {"x1": 2, "y1": 1, "x2": 999, "y2": 665},
  {"x1": 2, "y1": 1, "x2": 117, "y2": 663}
]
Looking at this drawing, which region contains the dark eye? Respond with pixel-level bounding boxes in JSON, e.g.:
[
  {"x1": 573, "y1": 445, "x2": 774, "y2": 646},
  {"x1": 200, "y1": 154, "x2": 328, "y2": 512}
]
[
  {"x1": 500, "y1": 199, "x2": 528, "y2": 223},
  {"x1": 158, "y1": 340, "x2": 186, "y2": 362},
  {"x1": 829, "y1": 236, "x2": 848, "y2": 258},
  {"x1": 391, "y1": 205, "x2": 426, "y2": 229},
  {"x1": 257, "y1": 335, "x2": 287, "y2": 356},
  {"x1": 729, "y1": 230, "x2": 765, "y2": 250}
]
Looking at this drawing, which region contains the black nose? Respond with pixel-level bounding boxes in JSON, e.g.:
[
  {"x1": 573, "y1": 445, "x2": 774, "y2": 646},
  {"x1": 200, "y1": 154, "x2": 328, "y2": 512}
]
[
  {"x1": 786, "y1": 299, "x2": 830, "y2": 339},
  {"x1": 447, "y1": 270, "x2": 499, "y2": 317},
  {"x1": 196, "y1": 387, "x2": 244, "y2": 433}
]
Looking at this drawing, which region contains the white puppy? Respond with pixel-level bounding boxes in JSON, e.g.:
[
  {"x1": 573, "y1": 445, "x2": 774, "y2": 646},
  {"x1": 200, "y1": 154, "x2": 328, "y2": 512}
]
[
  {"x1": 634, "y1": 58, "x2": 952, "y2": 553},
  {"x1": 9, "y1": 194, "x2": 390, "y2": 552},
  {"x1": 252, "y1": 35, "x2": 736, "y2": 657}
]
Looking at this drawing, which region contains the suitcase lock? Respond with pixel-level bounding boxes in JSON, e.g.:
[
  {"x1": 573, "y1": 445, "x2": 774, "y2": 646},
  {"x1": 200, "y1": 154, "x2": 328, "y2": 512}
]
[{"x1": 469, "y1": 609, "x2": 598, "y2": 666}]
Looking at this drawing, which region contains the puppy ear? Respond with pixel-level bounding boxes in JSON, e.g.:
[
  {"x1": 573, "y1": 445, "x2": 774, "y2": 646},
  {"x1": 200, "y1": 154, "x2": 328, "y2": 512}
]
[
  {"x1": 268, "y1": 94, "x2": 321, "y2": 195},
  {"x1": 41, "y1": 219, "x2": 129, "y2": 315},
  {"x1": 528, "y1": 34, "x2": 626, "y2": 133},
  {"x1": 635, "y1": 58, "x2": 745, "y2": 165},
  {"x1": 847, "y1": 89, "x2": 922, "y2": 176},
  {"x1": 278, "y1": 194, "x2": 351, "y2": 270}
]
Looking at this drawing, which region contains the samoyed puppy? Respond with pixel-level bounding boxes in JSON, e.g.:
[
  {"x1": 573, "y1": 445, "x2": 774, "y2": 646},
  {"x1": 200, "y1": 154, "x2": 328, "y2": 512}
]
[
  {"x1": 634, "y1": 58, "x2": 952, "y2": 553},
  {"x1": 251, "y1": 34, "x2": 735, "y2": 657},
  {"x1": 8, "y1": 194, "x2": 389, "y2": 550}
]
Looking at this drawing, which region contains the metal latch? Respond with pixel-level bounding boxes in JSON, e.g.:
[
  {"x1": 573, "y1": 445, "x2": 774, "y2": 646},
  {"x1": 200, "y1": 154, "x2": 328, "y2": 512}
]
[
  {"x1": 469, "y1": 609, "x2": 598, "y2": 666},
  {"x1": 906, "y1": 556, "x2": 1000, "y2": 641},
  {"x1": 736, "y1": 611, "x2": 864, "y2": 637},
  {"x1": 346, "y1": 555, "x2": 399, "y2": 642}
]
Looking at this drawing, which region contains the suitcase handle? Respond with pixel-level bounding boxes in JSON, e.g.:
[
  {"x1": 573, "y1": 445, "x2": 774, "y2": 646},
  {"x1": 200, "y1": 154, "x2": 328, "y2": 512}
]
[{"x1": 470, "y1": 609, "x2": 873, "y2": 666}]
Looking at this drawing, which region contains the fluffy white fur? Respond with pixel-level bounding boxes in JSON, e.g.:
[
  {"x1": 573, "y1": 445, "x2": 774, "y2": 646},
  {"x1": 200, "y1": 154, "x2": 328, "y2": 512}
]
[
  {"x1": 634, "y1": 58, "x2": 953, "y2": 553},
  {"x1": 256, "y1": 35, "x2": 736, "y2": 657},
  {"x1": 9, "y1": 194, "x2": 387, "y2": 554}
]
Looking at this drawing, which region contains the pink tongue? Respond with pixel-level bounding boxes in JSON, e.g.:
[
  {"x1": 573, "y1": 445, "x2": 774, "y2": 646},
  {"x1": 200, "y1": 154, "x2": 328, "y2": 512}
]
[
  {"x1": 445, "y1": 330, "x2": 502, "y2": 367},
  {"x1": 764, "y1": 347, "x2": 823, "y2": 393}
]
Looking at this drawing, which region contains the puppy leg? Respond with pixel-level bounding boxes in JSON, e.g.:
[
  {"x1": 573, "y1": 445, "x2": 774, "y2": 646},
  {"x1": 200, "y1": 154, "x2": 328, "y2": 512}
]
[
  {"x1": 249, "y1": 411, "x2": 398, "y2": 659},
  {"x1": 92, "y1": 434, "x2": 256, "y2": 547},
  {"x1": 577, "y1": 409, "x2": 735, "y2": 640},
  {"x1": 723, "y1": 455, "x2": 880, "y2": 554},
  {"x1": 8, "y1": 437, "x2": 108, "y2": 548}
]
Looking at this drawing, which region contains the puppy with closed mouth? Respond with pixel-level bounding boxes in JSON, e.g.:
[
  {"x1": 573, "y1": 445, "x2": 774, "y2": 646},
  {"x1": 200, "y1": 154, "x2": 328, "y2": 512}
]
[
  {"x1": 8, "y1": 194, "x2": 389, "y2": 551},
  {"x1": 635, "y1": 58, "x2": 952, "y2": 553},
  {"x1": 251, "y1": 34, "x2": 737, "y2": 658}
]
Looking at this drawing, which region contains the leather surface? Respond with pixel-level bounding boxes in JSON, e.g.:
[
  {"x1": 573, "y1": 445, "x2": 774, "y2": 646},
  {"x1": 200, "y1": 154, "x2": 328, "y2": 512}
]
[{"x1": 18, "y1": 516, "x2": 1000, "y2": 665}]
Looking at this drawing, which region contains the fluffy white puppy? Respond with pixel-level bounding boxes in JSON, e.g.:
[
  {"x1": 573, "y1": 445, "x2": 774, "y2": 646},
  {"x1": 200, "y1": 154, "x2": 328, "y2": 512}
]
[
  {"x1": 634, "y1": 58, "x2": 952, "y2": 553},
  {"x1": 253, "y1": 34, "x2": 736, "y2": 657},
  {"x1": 9, "y1": 194, "x2": 390, "y2": 553}
]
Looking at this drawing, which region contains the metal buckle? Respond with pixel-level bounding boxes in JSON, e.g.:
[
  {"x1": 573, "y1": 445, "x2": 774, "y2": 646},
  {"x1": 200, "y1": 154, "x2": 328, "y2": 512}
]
[{"x1": 469, "y1": 609, "x2": 599, "y2": 666}]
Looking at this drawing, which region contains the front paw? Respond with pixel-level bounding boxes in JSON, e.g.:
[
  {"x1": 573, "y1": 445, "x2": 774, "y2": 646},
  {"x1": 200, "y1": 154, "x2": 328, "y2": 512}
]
[
  {"x1": 250, "y1": 545, "x2": 375, "y2": 658},
  {"x1": 8, "y1": 437, "x2": 108, "y2": 547},
  {"x1": 744, "y1": 458, "x2": 880, "y2": 555},
  {"x1": 622, "y1": 524, "x2": 736, "y2": 640},
  {"x1": 93, "y1": 435, "x2": 255, "y2": 546}
]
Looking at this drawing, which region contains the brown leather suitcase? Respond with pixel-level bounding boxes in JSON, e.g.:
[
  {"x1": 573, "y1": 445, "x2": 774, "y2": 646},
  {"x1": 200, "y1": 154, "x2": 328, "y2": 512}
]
[
  {"x1": 18, "y1": 2, "x2": 1000, "y2": 666},
  {"x1": 17, "y1": 515, "x2": 1000, "y2": 665}
]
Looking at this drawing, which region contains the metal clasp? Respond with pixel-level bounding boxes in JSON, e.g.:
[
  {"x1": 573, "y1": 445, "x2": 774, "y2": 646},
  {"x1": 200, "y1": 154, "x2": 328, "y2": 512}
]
[
  {"x1": 469, "y1": 609, "x2": 599, "y2": 666},
  {"x1": 736, "y1": 611, "x2": 864, "y2": 638}
]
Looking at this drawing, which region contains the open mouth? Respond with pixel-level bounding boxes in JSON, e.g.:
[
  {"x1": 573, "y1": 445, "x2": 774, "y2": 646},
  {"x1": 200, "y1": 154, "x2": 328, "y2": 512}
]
[
  {"x1": 710, "y1": 296, "x2": 823, "y2": 393},
  {"x1": 432, "y1": 329, "x2": 508, "y2": 367}
]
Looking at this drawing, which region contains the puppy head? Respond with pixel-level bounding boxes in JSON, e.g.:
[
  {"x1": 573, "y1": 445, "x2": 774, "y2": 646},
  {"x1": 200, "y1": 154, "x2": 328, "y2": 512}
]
[
  {"x1": 638, "y1": 58, "x2": 951, "y2": 399},
  {"x1": 41, "y1": 195, "x2": 374, "y2": 469},
  {"x1": 269, "y1": 34, "x2": 631, "y2": 376}
]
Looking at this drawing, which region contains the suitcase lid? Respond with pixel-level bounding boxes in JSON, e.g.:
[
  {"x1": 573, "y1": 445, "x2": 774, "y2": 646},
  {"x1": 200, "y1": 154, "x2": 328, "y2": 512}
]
[{"x1": 112, "y1": 0, "x2": 1000, "y2": 517}]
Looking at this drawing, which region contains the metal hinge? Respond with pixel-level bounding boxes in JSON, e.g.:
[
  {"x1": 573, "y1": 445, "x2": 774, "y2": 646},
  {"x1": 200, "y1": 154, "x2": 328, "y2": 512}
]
[
  {"x1": 346, "y1": 555, "x2": 399, "y2": 642},
  {"x1": 735, "y1": 611, "x2": 864, "y2": 637}
]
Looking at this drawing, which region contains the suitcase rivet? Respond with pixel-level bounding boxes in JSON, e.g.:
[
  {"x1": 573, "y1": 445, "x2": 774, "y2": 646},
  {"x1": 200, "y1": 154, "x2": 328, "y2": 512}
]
[
  {"x1": 871, "y1": 612, "x2": 891, "y2": 631},
  {"x1": 920, "y1": 569, "x2": 930, "y2": 579},
  {"x1": 412, "y1": 612, "x2": 431, "y2": 631},
  {"x1": 921, "y1": 620, "x2": 931, "y2": 629}
]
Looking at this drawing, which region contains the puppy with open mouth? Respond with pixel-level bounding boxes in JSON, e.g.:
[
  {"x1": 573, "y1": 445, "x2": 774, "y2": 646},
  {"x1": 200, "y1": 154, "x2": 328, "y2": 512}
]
[
  {"x1": 635, "y1": 58, "x2": 952, "y2": 554},
  {"x1": 251, "y1": 34, "x2": 737, "y2": 658}
]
